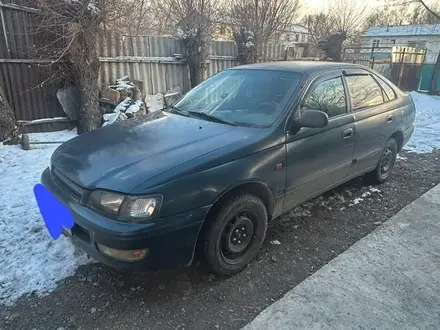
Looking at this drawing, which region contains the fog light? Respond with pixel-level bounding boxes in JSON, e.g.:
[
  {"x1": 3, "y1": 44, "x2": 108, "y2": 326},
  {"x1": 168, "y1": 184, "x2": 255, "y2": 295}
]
[{"x1": 97, "y1": 243, "x2": 148, "y2": 262}]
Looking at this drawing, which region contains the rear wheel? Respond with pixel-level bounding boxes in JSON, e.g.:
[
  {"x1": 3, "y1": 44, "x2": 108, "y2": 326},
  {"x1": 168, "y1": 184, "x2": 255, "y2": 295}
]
[
  {"x1": 203, "y1": 194, "x2": 268, "y2": 276},
  {"x1": 365, "y1": 137, "x2": 398, "y2": 184}
]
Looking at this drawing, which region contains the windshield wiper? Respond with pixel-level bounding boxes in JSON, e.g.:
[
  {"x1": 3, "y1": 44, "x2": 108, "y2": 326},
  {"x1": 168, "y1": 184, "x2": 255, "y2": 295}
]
[
  {"x1": 165, "y1": 105, "x2": 191, "y2": 117},
  {"x1": 188, "y1": 111, "x2": 237, "y2": 126}
]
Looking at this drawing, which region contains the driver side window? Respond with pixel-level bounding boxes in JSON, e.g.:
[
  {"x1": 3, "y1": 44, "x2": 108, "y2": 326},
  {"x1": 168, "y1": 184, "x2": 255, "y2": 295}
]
[{"x1": 302, "y1": 77, "x2": 347, "y2": 118}]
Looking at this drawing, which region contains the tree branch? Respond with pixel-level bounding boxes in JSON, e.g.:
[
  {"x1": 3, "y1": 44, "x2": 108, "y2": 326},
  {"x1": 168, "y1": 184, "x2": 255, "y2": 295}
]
[{"x1": 418, "y1": 0, "x2": 440, "y2": 21}]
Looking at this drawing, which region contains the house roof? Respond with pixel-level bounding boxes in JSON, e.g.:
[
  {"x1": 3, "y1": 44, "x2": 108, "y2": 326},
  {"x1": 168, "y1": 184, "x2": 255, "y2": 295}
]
[
  {"x1": 282, "y1": 24, "x2": 308, "y2": 34},
  {"x1": 364, "y1": 24, "x2": 440, "y2": 37}
]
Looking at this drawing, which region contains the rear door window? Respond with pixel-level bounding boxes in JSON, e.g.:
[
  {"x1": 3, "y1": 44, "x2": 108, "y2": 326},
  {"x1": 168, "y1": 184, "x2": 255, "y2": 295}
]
[
  {"x1": 345, "y1": 75, "x2": 384, "y2": 110},
  {"x1": 302, "y1": 77, "x2": 347, "y2": 118},
  {"x1": 375, "y1": 76, "x2": 396, "y2": 101}
]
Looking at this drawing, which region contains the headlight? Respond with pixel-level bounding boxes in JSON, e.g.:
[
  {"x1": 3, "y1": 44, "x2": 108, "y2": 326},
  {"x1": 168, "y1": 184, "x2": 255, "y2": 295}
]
[
  {"x1": 119, "y1": 195, "x2": 162, "y2": 221},
  {"x1": 88, "y1": 190, "x2": 162, "y2": 222},
  {"x1": 88, "y1": 190, "x2": 125, "y2": 216}
]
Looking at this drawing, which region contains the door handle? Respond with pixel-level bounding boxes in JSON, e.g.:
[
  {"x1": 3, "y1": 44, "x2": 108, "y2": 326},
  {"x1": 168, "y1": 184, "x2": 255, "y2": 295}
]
[
  {"x1": 342, "y1": 128, "x2": 353, "y2": 139},
  {"x1": 386, "y1": 115, "x2": 393, "y2": 123}
]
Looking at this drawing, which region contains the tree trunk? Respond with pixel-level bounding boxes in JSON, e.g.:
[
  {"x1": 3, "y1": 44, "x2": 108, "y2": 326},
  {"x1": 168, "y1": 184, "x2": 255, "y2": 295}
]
[
  {"x1": 69, "y1": 26, "x2": 102, "y2": 134},
  {"x1": 186, "y1": 40, "x2": 204, "y2": 88},
  {"x1": 75, "y1": 57, "x2": 101, "y2": 133},
  {"x1": 0, "y1": 86, "x2": 17, "y2": 142}
]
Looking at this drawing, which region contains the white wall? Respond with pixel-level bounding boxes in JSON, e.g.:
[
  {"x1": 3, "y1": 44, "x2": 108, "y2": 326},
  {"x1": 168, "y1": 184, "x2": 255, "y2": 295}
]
[
  {"x1": 360, "y1": 35, "x2": 440, "y2": 63},
  {"x1": 279, "y1": 32, "x2": 309, "y2": 45}
]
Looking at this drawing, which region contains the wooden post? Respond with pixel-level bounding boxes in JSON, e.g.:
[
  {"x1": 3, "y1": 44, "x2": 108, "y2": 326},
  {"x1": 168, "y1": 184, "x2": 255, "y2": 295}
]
[
  {"x1": 0, "y1": 1, "x2": 10, "y2": 55},
  {"x1": 397, "y1": 48, "x2": 406, "y2": 88},
  {"x1": 20, "y1": 134, "x2": 30, "y2": 150},
  {"x1": 431, "y1": 52, "x2": 440, "y2": 94}
]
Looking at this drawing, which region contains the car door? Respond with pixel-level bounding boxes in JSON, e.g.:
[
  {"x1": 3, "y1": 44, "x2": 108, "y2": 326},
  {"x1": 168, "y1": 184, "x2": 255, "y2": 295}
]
[
  {"x1": 284, "y1": 71, "x2": 355, "y2": 211},
  {"x1": 343, "y1": 69, "x2": 395, "y2": 175}
]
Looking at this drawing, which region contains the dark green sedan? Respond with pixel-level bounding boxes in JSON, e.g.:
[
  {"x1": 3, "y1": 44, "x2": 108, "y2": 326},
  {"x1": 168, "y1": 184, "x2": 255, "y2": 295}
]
[{"x1": 41, "y1": 61, "x2": 415, "y2": 275}]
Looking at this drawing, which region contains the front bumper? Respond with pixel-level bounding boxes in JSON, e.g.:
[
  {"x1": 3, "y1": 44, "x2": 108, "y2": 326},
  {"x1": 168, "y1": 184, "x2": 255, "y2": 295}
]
[{"x1": 41, "y1": 167, "x2": 209, "y2": 271}]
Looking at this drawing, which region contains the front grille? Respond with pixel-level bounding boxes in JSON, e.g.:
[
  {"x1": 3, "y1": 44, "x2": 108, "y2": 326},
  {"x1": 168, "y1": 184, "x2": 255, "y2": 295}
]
[{"x1": 52, "y1": 168, "x2": 85, "y2": 203}]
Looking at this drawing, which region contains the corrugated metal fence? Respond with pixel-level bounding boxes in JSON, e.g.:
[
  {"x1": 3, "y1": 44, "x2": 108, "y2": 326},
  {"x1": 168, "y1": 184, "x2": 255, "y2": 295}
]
[
  {"x1": 98, "y1": 32, "x2": 285, "y2": 98},
  {"x1": 98, "y1": 32, "x2": 191, "y2": 96},
  {"x1": 0, "y1": 2, "x2": 286, "y2": 132},
  {"x1": 0, "y1": 0, "x2": 71, "y2": 132}
]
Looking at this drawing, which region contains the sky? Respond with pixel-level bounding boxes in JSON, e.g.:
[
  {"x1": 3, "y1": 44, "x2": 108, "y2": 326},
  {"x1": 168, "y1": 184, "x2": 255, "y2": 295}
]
[
  {"x1": 306, "y1": 0, "x2": 438, "y2": 12},
  {"x1": 305, "y1": 0, "x2": 386, "y2": 12}
]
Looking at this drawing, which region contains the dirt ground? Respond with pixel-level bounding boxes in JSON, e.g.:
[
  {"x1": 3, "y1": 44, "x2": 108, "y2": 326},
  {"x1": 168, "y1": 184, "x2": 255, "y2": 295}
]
[{"x1": 2, "y1": 150, "x2": 440, "y2": 330}]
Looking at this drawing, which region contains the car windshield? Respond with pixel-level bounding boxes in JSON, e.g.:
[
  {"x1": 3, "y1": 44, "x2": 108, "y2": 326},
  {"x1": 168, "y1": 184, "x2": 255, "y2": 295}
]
[{"x1": 174, "y1": 69, "x2": 302, "y2": 127}]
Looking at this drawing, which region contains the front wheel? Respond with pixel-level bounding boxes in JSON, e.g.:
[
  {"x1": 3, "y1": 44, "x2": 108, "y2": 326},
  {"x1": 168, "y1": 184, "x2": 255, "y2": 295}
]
[
  {"x1": 202, "y1": 194, "x2": 268, "y2": 276},
  {"x1": 365, "y1": 137, "x2": 398, "y2": 184}
]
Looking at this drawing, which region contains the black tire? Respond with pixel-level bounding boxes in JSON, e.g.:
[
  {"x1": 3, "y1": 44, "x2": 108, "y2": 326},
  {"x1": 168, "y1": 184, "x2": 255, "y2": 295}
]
[
  {"x1": 365, "y1": 137, "x2": 398, "y2": 185},
  {"x1": 203, "y1": 194, "x2": 268, "y2": 276}
]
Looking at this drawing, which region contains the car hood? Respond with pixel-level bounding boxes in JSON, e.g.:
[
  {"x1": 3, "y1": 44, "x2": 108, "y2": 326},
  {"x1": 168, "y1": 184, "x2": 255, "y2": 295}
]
[{"x1": 51, "y1": 112, "x2": 258, "y2": 192}]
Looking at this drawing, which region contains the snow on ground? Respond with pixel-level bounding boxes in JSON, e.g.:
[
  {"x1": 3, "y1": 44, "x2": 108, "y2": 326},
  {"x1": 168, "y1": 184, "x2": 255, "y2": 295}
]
[
  {"x1": 0, "y1": 129, "x2": 90, "y2": 306},
  {"x1": 349, "y1": 187, "x2": 382, "y2": 207},
  {"x1": 406, "y1": 92, "x2": 440, "y2": 154}
]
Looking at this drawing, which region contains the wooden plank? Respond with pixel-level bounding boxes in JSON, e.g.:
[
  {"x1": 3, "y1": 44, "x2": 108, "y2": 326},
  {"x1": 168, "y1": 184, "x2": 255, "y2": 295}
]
[
  {"x1": 0, "y1": 2, "x2": 39, "y2": 14},
  {"x1": 208, "y1": 55, "x2": 237, "y2": 60},
  {"x1": 17, "y1": 117, "x2": 73, "y2": 126},
  {"x1": 98, "y1": 56, "x2": 186, "y2": 64},
  {"x1": 0, "y1": 58, "x2": 61, "y2": 63},
  {"x1": 0, "y1": 1, "x2": 9, "y2": 56}
]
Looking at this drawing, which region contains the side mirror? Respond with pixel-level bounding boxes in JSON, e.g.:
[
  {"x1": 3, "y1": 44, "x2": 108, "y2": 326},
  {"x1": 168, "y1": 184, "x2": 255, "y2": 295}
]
[{"x1": 296, "y1": 109, "x2": 328, "y2": 128}]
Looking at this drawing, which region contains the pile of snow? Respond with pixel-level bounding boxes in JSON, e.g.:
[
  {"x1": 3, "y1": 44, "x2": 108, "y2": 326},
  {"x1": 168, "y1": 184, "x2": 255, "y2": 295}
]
[
  {"x1": 349, "y1": 187, "x2": 382, "y2": 207},
  {"x1": 406, "y1": 92, "x2": 440, "y2": 153},
  {"x1": 0, "y1": 129, "x2": 90, "y2": 305}
]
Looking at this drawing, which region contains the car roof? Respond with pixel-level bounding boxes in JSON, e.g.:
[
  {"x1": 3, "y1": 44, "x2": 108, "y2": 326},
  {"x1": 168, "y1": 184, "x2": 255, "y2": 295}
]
[{"x1": 231, "y1": 61, "x2": 366, "y2": 75}]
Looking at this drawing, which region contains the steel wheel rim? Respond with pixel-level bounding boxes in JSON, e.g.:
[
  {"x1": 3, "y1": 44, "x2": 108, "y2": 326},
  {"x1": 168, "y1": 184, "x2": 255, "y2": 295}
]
[
  {"x1": 380, "y1": 147, "x2": 393, "y2": 175},
  {"x1": 220, "y1": 211, "x2": 256, "y2": 264}
]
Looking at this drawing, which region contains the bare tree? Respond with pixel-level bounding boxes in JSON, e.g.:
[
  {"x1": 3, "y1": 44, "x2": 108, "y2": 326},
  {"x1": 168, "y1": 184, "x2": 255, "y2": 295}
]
[
  {"x1": 35, "y1": 1, "x2": 106, "y2": 133},
  {"x1": 0, "y1": 86, "x2": 17, "y2": 142},
  {"x1": 227, "y1": 0, "x2": 302, "y2": 53},
  {"x1": 328, "y1": 0, "x2": 369, "y2": 41},
  {"x1": 366, "y1": 1, "x2": 440, "y2": 27},
  {"x1": 305, "y1": 13, "x2": 336, "y2": 55},
  {"x1": 415, "y1": 0, "x2": 440, "y2": 21},
  {"x1": 105, "y1": 0, "x2": 155, "y2": 36},
  {"x1": 33, "y1": 0, "x2": 149, "y2": 133},
  {"x1": 306, "y1": 0, "x2": 369, "y2": 60},
  {"x1": 156, "y1": 0, "x2": 217, "y2": 87},
  {"x1": 365, "y1": 7, "x2": 408, "y2": 27}
]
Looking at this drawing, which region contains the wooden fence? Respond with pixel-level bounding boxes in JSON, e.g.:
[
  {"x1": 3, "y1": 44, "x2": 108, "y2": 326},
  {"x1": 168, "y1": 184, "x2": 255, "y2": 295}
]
[{"x1": 342, "y1": 46, "x2": 439, "y2": 92}]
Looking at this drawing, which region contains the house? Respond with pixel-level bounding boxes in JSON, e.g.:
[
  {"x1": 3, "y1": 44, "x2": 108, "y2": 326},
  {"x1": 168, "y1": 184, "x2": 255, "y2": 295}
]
[
  {"x1": 273, "y1": 24, "x2": 309, "y2": 59},
  {"x1": 212, "y1": 21, "x2": 235, "y2": 41},
  {"x1": 276, "y1": 24, "x2": 309, "y2": 46},
  {"x1": 360, "y1": 24, "x2": 440, "y2": 63}
]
